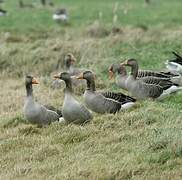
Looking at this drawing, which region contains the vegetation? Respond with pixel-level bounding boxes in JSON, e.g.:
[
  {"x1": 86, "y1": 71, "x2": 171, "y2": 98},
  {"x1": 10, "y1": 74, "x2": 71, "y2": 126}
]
[{"x1": 0, "y1": 0, "x2": 182, "y2": 179}]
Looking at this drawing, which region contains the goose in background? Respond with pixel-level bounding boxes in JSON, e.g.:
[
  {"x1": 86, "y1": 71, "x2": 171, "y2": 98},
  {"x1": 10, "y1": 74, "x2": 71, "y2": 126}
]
[
  {"x1": 64, "y1": 53, "x2": 79, "y2": 75},
  {"x1": 19, "y1": 0, "x2": 34, "y2": 8},
  {"x1": 108, "y1": 63, "x2": 128, "y2": 90},
  {"x1": 165, "y1": 51, "x2": 182, "y2": 74},
  {"x1": 23, "y1": 75, "x2": 62, "y2": 125},
  {"x1": 54, "y1": 72, "x2": 92, "y2": 124},
  {"x1": 51, "y1": 53, "x2": 86, "y2": 89},
  {"x1": 76, "y1": 71, "x2": 136, "y2": 114},
  {"x1": 121, "y1": 59, "x2": 182, "y2": 100},
  {"x1": 40, "y1": 0, "x2": 54, "y2": 6},
  {"x1": 53, "y1": 8, "x2": 68, "y2": 22}
]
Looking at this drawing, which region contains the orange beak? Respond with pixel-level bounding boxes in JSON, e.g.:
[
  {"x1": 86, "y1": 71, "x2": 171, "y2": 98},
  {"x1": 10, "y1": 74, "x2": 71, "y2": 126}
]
[
  {"x1": 108, "y1": 70, "x2": 114, "y2": 79},
  {"x1": 76, "y1": 73, "x2": 84, "y2": 79},
  {"x1": 53, "y1": 74, "x2": 60, "y2": 79},
  {"x1": 120, "y1": 60, "x2": 128, "y2": 66},
  {"x1": 32, "y1": 77, "x2": 39, "y2": 84}
]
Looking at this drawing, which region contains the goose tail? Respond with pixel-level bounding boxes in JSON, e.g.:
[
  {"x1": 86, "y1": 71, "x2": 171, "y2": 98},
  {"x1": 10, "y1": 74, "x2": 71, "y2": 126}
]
[
  {"x1": 170, "y1": 76, "x2": 182, "y2": 86},
  {"x1": 121, "y1": 102, "x2": 135, "y2": 110},
  {"x1": 157, "y1": 85, "x2": 182, "y2": 100}
]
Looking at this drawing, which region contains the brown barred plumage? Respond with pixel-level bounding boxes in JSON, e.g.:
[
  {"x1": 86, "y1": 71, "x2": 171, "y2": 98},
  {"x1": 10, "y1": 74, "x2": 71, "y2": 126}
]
[
  {"x1": 102, "y1": 91, "x2": 136, "y2": 104},
  {"x1": 122, "y1": 59, "x2": 181, "y2": 99},
  {"x1": 137, "y1": 70, "x2": 176, "y2": 78}
]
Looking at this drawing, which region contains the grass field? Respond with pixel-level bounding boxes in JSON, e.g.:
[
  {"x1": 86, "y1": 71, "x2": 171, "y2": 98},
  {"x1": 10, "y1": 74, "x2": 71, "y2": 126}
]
[{"x1": 0, "y1": 0, "x2": 182, "y2": 179}]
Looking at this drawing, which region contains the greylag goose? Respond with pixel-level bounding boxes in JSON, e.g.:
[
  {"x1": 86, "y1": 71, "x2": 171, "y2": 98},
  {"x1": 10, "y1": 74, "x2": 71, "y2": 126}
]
[
  {"x1": 108, "y1": 63, "x2": 128, "y2": 90},
  {"x1": 54, "y1": 72, "x2": 92, "y2": 124},
  {"x1": 108, "y1": 63, "x2": 181, "y2": 90},
  {"x1": 64, "y1": 53, "x2": 80, "y2": 75},
  {"x1": 122, "y1": 59, "x2": 182, "y2": 100},
  {"x1": 23, "y1": 75, "x2": 62, "y2": 125},
  {"x1": 51, "y1": 53, "x2": 85, "y2": 89},
  {"x1": 53, "y1": 8, "x2": 68, "y2": 22},
  {"x1": 165, "y1": 51, "x2": 182, "y2": 74},
  {"x1": 64, "y1": 53, "x2": 86, "y2": 86},
  {"x1": 76, "y1": 71, "x2": 136, "y2": 114}
]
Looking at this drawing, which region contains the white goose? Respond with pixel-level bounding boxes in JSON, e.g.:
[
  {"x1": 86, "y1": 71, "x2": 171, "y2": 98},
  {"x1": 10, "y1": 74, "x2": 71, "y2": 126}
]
[{"x1": 53, "y1": 8, "x2": 68, "y2": 22}]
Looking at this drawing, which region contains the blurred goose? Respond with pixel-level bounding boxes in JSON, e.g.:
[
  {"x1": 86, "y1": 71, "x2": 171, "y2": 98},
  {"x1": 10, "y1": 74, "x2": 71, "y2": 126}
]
[
  {"x1": 51, "y1": 53, "x2": 75, "y2": 89},
  {"x1": 64, "y1": 53, "x2": 86, "y2": 86},
  {"x1": 76, "y1": 71, "x2": 136, "y2": 114},
  {"x1": 165, "y1": 51, "x2": 182, "y2": 74},
  {"x1": 122, "y1": 59, "x2": 182, "y2": 100},
  {"x1": 51, "y1": 53, "x2": 85, "y2": 89},
  {"x1": 40, "y1": 0, "x2": 54, "y2": 6},
  {"x1": 64, "y1": 53, "x2": 80, "y2": 75},
  {"x1": 54, "y1": 72, "x2": 92, "y2": 124},
  {"x1": 108, "y1": 63, "x2": 128, "y2": 90},
  {"x1": 109, "y1": 63, "x2": 181, "y2": 90},
  {"x1": 0, "y1": 8, "x2": 6, "y2": 16},
  {"x1": 19, "y1": 0, "x2": 34, "y2": 8},
  {"x1": 53, "y1": 8, "x2": 68, "y2": 22},
  {"x1": 23, "y1": 75, "x2": 62, "y2": 125}
]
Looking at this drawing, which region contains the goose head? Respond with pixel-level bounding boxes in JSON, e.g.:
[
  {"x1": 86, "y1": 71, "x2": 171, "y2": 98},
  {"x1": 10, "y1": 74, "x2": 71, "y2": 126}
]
[
  {"x1": 121, "y1": 58, "x2": 138, "y2": 67},
  {"x1": 121, "y1": 58, "x2": 139, "y2": 78},
  {"x1": 76, "y1": 71, "x2": 95, "y2": 81},
  {"x1": 64, "y1": 53, "x2": 76, "y2": 69},
  {"x1": 25, "y1": 75, "x2": 39, "y2": 97},
  {"x1": 76, "y1": 71, "x2": 96, "y2": 91},
  {"x1": 108, "y1": 63, "x2": 127, "y2": 79},
  {"x1": 54, "y1": 72, "x2": 71, "y2": 82},
  {"x1": 25, "y1": 75, "x2": 39, "y2": 86},
  {"x1": 54, "y1": 72, "x2": 73, "y2": 91}
]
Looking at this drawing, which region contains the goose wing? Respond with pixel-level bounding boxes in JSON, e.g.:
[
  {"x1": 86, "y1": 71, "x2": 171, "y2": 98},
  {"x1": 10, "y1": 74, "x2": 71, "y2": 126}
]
[
  {"x1": 141, "y1": 76, "x2": 178, "y2": 90},
  {"x1": 67, "y1": 101, "x2": 92, "y2": 124},
  {"x1": 44, "y1": 105, "x2": 62, "y2": 117},
  {"x1": 92, "y1": 92, "x2": 121, "y2": 113},
  {"x1": 138, "y1": 70, "x2": 172, "y2": 78},
  {"x1": 138, "y1": 79, "x2": 164, "y2": 98},
  {"x1": 78, "y1": 104, "x2": 93, "y2": 122},
  {"x1": 102, "y1": 91, "x2": 136, "y2": 104},
  {"x1": 159, "y1": 71, "x2": 180, "y2": 77},
  {"x1": 40, "y1": 105, "x2": 60, "y2": 123}
]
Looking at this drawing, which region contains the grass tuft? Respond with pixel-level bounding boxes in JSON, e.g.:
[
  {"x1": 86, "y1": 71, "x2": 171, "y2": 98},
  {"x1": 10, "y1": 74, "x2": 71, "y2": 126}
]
[{"x1": 1, "y1": 115, "x2": 28, "y2": 129}]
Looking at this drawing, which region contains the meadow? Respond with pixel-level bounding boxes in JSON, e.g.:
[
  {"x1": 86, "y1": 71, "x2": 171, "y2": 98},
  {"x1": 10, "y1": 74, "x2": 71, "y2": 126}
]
[{"x1": 0, "y1": 0, "x2": 182, "y2": 179}]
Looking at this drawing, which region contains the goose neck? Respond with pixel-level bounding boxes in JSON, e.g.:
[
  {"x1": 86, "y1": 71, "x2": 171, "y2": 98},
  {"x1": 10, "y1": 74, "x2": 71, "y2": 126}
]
[
  {"x1": 86, "y1": 78, "x2": 96, "y2": 91},
  {"x1": 130, "y1": 63, "x2": 138, "y2": 79},
  {"x1": 65, "y1": 61, "x2": 72, "y2": 70},
  {"x1": 65, "y1": 79, "x2": 73, "y2": 93},
  {"x1": 26, "y1": 83, "x2": 33, "y2": 97}
]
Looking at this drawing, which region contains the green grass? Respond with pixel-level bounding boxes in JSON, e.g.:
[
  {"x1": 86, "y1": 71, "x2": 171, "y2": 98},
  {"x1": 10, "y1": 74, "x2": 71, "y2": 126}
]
[{"x1": 0, "y1": 0, "x2": 182, "y2": 179}]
